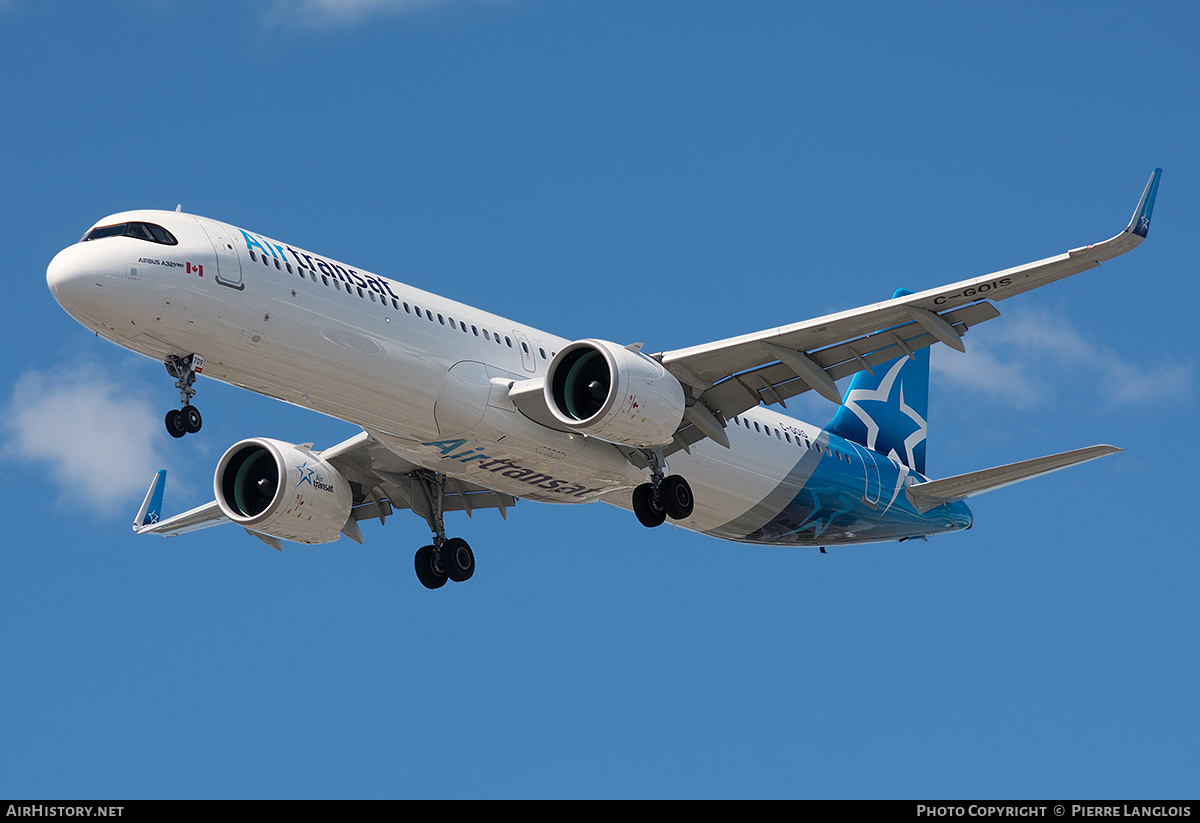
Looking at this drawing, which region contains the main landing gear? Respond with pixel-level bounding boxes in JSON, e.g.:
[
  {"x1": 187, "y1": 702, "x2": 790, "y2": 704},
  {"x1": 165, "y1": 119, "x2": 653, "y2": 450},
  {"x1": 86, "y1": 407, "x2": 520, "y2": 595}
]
[
  {"x1": 411, "y1": 469, "x2": 475, "y2": 590},
  {"x1": 164, "y1": 354, "x2": 204, "y2": 438},
  {"x1": 631, "y1": 450, "x2": 694, "y2": 528}
]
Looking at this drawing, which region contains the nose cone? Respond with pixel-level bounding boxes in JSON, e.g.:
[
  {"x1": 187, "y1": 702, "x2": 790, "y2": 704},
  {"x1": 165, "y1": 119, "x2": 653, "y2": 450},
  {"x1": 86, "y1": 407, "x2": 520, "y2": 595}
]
[
  {"x1": 47, "y1": 242, "x2": 111, "y2": 329},
  {"x1": 48, "y1": 243, "x2": 93, "y2": 304}
]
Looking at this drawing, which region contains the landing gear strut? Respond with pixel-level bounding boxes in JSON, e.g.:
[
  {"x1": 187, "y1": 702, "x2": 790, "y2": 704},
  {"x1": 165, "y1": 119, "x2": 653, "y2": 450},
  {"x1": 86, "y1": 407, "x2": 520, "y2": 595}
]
[
  {"x1": 411, "y1": 469, "x2": 475, "y2": 589},
  {"x1": 164, "y1": 354, "x2": 203, "y2": 438},
  {"x1": 631, "y1": 449, "x2": 694, "y2": 528}
]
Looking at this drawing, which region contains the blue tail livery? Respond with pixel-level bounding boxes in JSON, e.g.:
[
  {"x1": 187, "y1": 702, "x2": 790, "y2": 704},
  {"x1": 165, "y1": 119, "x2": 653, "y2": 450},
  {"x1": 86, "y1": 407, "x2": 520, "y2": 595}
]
[{"x1": 827, "y1": 289, "x2": 930, "y2": 475}]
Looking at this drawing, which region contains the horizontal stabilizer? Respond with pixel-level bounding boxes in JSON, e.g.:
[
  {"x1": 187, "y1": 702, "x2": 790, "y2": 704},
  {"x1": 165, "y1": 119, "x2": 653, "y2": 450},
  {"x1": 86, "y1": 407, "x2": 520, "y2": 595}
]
[{"x1": 906, "y1": 445, "x2": 1122, "y2": 513}]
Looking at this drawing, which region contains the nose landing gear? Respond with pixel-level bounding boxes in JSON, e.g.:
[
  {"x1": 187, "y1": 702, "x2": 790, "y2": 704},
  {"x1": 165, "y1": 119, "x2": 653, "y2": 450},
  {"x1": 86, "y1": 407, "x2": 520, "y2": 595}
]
[{"x1": 164, "y1": 354, "x2": 203, "y2": 438}]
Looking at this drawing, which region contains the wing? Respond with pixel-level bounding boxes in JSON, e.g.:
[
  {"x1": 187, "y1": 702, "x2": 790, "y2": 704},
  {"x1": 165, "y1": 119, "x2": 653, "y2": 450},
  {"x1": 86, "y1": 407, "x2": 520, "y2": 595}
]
[
  {"x1": 656, "y1": 169, "x2": 1161, "y2": 455},
  {"x1": 133, "y1": 429, "x2": 516, "y2": 543},
  {"x1": 322, "y1": 429, "x2": 516, "y2": 531}
]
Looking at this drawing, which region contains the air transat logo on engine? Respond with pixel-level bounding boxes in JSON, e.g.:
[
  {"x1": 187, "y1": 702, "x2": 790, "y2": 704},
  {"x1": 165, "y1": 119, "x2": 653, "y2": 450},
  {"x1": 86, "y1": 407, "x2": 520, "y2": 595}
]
[
  {"x1": 423, "y1": 439, "x2": 603, "y2": 498},
  {"x1": 296, "y1": 461, "x2": 335, "y2": 493}
]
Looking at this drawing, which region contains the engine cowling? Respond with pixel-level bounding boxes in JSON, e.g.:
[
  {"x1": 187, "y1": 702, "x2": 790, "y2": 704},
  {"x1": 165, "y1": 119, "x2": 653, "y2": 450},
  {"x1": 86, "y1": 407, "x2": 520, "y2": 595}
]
[
  {"x1": 214, "y1": 438, "x2": 353, "y2": 544},
  {"x1": 545, "y1": 339, "x2": 685, "y2": 447}
]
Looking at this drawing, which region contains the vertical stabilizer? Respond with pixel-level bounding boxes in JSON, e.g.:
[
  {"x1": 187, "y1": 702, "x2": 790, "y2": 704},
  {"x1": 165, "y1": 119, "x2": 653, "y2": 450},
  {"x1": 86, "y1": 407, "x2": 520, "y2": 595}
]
[{"x1": 826, "y1": 289, "x2": 930, "y2": 474}]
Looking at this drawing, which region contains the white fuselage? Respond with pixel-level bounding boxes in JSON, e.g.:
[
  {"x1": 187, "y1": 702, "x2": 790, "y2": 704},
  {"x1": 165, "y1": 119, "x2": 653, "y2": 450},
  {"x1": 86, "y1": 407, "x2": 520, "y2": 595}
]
[{"x1": 47, "y1": 209, "x2": 962, "y2": 546}]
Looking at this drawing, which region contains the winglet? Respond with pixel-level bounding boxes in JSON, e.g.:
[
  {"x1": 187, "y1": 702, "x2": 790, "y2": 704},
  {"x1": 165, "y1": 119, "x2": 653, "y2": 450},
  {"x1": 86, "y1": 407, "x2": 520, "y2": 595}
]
[
  {"x1": 134, "y1": 470, "x2": 167, "y2": 531},
  {"x1": 1127, "y1": 168, "x2": 1161, "y2": 238}
]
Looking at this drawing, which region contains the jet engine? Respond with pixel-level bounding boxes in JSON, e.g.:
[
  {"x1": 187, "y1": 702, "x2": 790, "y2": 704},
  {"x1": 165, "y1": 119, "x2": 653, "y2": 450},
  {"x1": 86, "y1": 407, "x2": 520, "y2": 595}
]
[
  {"x1": 214, "y1": 438, "x2": 353, "y2": 544},
  {"x1": 545, "y1": 339, "x2": 685, "y2": 448}
]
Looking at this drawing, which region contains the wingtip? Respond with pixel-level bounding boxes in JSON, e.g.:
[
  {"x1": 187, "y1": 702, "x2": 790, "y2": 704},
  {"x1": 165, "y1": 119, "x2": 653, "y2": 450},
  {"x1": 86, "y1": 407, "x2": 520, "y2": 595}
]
[
  {"x1": 133, "y1": 469, "x2": 168, "y2": 531},
  {"x1": 1128, "y1": 168, "x2": 1161, "y2": 239}
]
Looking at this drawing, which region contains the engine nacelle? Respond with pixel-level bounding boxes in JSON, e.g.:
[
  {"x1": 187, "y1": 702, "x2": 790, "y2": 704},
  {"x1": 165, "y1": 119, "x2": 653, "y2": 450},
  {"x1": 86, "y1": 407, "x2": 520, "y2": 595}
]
[
  {"x1": 545, "y1": 339, "x2": 686, "y2": 448},
  {"x1": 214, "y1": 438, "x2": 353, "y2": 544}
]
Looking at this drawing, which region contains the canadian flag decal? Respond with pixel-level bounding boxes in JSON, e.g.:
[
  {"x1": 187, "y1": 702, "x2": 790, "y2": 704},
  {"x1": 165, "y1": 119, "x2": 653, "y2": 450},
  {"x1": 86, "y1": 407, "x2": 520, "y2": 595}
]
[{"x1": 187, "y1": 262, "x2": 204, "y2": 276}]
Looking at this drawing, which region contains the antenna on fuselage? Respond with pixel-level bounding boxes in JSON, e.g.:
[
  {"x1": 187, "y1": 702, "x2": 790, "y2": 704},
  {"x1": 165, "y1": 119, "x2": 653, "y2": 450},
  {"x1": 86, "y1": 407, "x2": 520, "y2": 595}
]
[{"x1": 175, "y1": 204, "x2": 182, "y2": 212}]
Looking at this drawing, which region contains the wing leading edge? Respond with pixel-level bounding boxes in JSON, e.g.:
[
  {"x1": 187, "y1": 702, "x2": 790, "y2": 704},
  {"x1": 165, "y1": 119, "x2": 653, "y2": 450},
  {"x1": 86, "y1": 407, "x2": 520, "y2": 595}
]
[{"x1": 655, "y1": 169, "x2": 1161, "y2": 454}]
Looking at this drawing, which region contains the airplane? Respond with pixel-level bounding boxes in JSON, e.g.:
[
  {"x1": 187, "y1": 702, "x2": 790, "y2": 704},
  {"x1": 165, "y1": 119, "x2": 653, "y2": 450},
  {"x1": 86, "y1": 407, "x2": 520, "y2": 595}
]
[{"x1": 46, "y1": 169, "x2": 1161, "y2": 588}]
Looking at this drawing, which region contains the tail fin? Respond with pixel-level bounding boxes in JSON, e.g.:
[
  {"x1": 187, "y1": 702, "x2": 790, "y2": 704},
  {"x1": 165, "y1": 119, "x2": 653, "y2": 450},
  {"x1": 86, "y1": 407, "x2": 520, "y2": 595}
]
[{"x1": 826, "y1": 289, "x2": 930, "y2": 474}]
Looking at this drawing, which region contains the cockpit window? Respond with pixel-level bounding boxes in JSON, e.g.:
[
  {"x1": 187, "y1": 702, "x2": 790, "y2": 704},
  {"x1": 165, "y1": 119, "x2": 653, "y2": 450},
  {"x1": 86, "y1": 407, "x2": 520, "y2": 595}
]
[{"x1": 83, "y1": 221, "x2": 178, "y2": 246}]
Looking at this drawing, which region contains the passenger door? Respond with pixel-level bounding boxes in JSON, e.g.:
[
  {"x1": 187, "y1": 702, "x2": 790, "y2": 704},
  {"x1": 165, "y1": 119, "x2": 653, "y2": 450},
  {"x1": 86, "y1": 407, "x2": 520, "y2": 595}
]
[{"x1": 195, "y1": 217, "x2": 243, "y2": 289}]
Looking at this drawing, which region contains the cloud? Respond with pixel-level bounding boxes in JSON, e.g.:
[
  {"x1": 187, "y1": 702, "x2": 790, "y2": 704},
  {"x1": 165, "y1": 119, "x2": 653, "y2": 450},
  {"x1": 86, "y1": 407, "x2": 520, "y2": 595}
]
[
  {"x1": 259, "y1": 0, "x2": 495, "y2": 29},
  {"x1": 932, "y1": 306, "x2": 1193, "y2": 411},
  {"x1": 3, "y1": 366, "x2": 170, "y2": 515}
]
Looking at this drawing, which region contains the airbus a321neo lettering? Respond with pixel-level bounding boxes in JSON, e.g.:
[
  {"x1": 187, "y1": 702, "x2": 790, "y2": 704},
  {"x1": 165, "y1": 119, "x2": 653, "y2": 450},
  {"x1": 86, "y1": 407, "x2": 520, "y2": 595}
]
[{"x1": 46, "y1": 169, "x2": 1161, "y2": 588}]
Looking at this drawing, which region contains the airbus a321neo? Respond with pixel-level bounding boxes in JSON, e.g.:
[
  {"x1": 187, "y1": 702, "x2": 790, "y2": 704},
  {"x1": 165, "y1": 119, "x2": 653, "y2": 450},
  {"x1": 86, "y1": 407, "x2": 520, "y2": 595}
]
[{"x1": 46, "y1": 169, "x2": 1161, "y2": 588}]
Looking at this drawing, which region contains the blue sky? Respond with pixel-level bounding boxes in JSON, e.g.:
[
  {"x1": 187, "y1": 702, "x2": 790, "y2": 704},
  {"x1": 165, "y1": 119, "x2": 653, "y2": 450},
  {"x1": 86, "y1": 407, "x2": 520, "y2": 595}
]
[{"x1": 1, "y1": 0, "x2": 1197, "y2": 799}]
